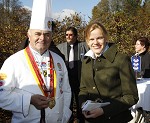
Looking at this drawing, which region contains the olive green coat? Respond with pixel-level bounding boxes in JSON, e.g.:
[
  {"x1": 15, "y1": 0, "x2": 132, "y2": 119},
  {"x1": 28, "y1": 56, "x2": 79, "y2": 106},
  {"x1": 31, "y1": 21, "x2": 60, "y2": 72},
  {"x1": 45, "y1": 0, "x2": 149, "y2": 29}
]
[{"x1": 79, "y1": 43, "x2": 139, "y2": 123}]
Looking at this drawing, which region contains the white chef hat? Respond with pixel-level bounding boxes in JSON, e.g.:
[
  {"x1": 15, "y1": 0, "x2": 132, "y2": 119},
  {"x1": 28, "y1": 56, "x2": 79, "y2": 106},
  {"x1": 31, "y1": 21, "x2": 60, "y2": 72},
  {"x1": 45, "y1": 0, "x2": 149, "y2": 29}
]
[{"x1": 29, "y1": 0, "x2": 52, "y2": 31}]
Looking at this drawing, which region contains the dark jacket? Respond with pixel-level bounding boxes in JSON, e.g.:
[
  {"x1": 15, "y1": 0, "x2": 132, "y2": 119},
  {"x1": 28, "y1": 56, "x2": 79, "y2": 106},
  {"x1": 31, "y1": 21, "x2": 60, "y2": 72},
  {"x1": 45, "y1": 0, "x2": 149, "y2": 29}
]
[
  {"x1": 57, "y1": 41, "x2": 89, "y2": 92},
  {"x1": 139, "y1": 51, "x2": 150, "y2": 78},
  {"x1": 79, "y1": 43, "x2": 139, "y2": 123},
  {"x1": 57, "y1": 41, "x2": 88, "y2": 65}
]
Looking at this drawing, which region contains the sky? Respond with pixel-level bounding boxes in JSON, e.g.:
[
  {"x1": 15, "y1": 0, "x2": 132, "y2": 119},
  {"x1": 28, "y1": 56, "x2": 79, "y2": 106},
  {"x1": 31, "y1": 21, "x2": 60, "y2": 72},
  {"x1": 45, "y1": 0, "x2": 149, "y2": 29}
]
[{"x1": 20, "y1": 0, "x2": 100, "y2": 22}]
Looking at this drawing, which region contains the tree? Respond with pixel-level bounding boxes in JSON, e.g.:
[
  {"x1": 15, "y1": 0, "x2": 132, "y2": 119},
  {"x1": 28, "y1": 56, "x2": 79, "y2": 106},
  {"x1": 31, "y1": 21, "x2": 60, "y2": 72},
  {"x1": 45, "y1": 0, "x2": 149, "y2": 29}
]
[
  {"x1": 92, "y1": 0, "x2": 110, "y2": 23},
  {"x1": 91, "y1": 0, "x2": 150, "y2": 55},
  {"x1": 52, "y1": 12, "x2": 87, "y2": 44},
  {"x1": 0, "y1": 0, "x2": 31, "y2": 67},
  {"x1": 0, "y1": 0, "x2": 87, "y2": 68},
  {"x1": 0, "y1": 0, "x2": 150, "y2": 66}
]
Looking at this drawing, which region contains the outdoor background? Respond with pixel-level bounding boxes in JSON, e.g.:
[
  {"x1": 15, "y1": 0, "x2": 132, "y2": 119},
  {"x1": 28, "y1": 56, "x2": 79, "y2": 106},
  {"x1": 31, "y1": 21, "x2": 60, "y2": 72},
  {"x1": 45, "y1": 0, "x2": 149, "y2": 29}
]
[
  {"x1": 0, "y1": 0, "x2": 150, "y2": 122},
  {"x1": 0, "y1": 0, "x2": 150, "y2": 67}
]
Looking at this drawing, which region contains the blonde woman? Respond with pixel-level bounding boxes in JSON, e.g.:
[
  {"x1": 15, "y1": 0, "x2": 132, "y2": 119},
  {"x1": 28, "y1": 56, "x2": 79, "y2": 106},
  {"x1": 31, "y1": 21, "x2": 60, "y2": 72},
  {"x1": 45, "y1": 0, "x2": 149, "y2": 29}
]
[{"x1": 79, "y1": 22, "x2": 138, "y2": 123}]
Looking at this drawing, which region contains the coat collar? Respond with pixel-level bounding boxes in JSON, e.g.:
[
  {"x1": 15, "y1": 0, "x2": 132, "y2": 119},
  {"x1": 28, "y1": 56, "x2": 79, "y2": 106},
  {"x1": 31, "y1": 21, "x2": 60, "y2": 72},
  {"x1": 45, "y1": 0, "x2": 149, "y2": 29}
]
[
  {"x1": 84, "y1": 43, "x2": 109, "y2": 59},
  {"x1": 139, "y1": 50, "x2": 148, "y2": 56},
  {"x1": 103, "y1": 43, "x2": 117, "y2": 63}
]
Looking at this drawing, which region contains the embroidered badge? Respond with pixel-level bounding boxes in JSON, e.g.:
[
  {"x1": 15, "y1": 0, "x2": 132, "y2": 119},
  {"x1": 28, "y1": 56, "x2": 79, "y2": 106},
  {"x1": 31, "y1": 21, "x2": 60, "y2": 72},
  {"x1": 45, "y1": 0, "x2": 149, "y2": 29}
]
[
  {"x1": 43, "y1": 70, "x2": 47, "y2": 77},
  {"x1": 0, "y1": 73, "x2": 7, "y2": 80},
  {"x1": 48, "y1": 61, "x2": 50, "y2": 67},
  {"x1": 41, "y1": 62, "x2": 47, "y2": 67},
  {"x1": 57, "y1": 63, "x2": 62, "y2": 71},
  {"x1": 59, "y1": 77, "x2": 63, "y2": 94},
  {"x1": 47, "y1": 20, "x2": 51, "y2": 29}
]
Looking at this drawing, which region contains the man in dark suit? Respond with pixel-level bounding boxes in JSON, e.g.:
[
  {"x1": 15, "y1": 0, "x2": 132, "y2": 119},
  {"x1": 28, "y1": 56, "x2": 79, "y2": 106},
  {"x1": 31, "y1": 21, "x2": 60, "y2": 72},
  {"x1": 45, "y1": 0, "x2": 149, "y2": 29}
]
[{"x1": 57, "y1": 27, "x2": 89, "y2": 123}]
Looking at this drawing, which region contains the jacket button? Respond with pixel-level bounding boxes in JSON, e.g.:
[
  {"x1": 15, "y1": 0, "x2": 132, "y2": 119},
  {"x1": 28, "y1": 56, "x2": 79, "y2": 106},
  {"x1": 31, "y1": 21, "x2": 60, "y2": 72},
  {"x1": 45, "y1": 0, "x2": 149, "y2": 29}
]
[
  {"x1": 93, "y1": 87, "x2": 96, "y2": 89},
  {"x1": 95, "y1": 68, "x2": 98, "y2": 71}
]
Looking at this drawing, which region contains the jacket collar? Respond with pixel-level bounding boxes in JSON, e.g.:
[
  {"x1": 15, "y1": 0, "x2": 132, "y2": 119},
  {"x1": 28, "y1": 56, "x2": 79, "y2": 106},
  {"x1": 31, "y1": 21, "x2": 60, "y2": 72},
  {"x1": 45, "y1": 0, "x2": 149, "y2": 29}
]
[
  {"x1": 84, "y1": 43, "x2": 109, "y2": 59},
  {"x1": 103, "y1": 43, "x2": 117, "y2": 63},
  {"x1": 139, "y1": 50, "x2": 148, "y2": 56}
]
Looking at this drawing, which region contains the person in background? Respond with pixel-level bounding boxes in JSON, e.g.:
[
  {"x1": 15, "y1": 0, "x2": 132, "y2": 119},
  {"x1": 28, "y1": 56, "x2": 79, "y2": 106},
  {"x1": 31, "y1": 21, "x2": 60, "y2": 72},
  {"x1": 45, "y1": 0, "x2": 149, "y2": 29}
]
[
  {"x1": 78, "y1": 21, "x2": 139, "y2": 123},
  {"x1": 129, "y1": 37, "x2": 150, "y2": 123},
  {"x1": 0, "y1": 0, "x2": 71, "y2": 123},
  {"x1": 134, "y1": 37, "x2": 150, "y2": 78},
  {"x1": 57, "y1": 27, "x2": 89, "y2": 123}
]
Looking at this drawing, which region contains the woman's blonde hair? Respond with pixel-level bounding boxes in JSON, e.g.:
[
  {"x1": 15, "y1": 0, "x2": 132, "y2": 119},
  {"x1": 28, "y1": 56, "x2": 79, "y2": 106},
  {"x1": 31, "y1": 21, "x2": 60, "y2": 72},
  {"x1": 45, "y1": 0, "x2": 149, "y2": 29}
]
[{"x1": 85, "y1": 22, "x2": 108, "y2": 42}]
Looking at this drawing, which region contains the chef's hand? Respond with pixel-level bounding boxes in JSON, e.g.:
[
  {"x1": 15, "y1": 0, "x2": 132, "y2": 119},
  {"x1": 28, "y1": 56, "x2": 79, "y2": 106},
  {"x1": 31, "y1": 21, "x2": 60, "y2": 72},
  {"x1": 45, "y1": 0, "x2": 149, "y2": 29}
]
[
  {"x1": 30, "y1": 94, "x2": 49, "y2": 110},
  {"x1": 83, "y1": 108, "x2": 104, "y2": 118}
]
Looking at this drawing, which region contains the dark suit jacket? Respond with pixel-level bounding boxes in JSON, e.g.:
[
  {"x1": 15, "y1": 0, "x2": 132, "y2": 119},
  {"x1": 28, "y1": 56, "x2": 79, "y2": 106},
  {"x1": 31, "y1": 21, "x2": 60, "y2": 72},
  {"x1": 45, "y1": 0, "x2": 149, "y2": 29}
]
[
  {"x1": 57, "y1": 41, "x2": 89, "y2": 92},
  {"x1": 57, "y1": 41, "x2": 88, "y2": 62},
  {"x1": 139, "y1": 51, "x2": 150, "y2": 78}
]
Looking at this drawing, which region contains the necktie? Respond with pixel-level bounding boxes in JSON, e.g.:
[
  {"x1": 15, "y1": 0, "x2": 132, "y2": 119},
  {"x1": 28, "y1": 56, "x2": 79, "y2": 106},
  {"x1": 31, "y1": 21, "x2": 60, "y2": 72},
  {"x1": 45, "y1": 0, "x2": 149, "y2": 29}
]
[{"x1": 69, "y1": 44, "x2": 74, "y2": 69}]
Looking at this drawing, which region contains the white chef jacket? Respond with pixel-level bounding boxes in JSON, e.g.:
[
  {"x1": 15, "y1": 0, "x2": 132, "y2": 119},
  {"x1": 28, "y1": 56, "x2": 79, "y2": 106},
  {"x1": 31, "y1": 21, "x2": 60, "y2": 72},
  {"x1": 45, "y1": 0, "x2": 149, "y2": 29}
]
[{"x1": 0, "y1": 48, "x2": 72, "y2": 123}]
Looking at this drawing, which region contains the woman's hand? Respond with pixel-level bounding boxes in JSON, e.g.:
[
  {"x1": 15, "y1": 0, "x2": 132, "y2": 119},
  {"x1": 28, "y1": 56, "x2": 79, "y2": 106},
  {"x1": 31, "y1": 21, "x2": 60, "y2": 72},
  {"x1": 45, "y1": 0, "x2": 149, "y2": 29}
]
[{"x1": 83, "y1": 108, "x2": 104, "y2": 118}]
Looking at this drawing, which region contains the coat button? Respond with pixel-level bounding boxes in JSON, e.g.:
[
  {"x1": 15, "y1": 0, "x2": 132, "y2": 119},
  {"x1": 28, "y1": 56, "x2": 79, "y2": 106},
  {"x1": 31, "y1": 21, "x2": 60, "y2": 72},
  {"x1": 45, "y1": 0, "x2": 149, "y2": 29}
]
[
  {"x1": 95, "y1": 68, "x2": 98, "y2": 71},
  {"x1": 93, "y1": 87, "x2": 96, "y2": 89}
]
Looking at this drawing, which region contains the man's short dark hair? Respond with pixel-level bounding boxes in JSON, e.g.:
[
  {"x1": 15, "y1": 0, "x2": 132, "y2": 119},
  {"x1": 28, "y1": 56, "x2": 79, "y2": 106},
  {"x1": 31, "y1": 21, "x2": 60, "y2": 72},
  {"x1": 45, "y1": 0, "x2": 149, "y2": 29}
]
[{"x1": 66, "y1": 27, "x2": 78, "y2": 36}]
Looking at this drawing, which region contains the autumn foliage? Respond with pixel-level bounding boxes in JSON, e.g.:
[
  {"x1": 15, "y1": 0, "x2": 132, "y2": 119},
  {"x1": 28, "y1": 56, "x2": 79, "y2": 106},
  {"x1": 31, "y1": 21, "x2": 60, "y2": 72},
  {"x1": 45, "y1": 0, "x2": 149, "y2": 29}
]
[
  {"x1": 0, "y1": 0, "x2": 150, "y2": 122},
  {"x1": 0, "y1": 0, "x2": 150, "y2": 67}
]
